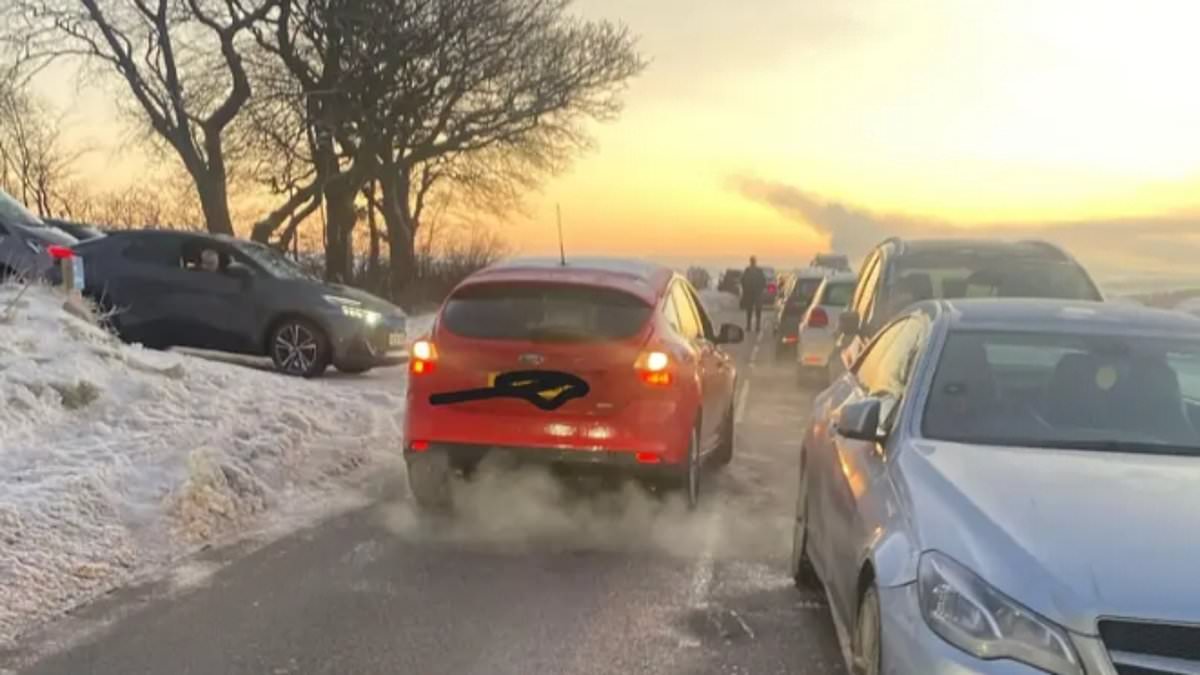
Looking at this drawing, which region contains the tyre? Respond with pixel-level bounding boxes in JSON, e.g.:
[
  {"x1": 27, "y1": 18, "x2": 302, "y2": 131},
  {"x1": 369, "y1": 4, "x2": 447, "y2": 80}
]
[
  {"x1": 790, "y1": 474, "x2": 822, "y2": 589},
  {"x1": 679, "y1": 424, "x2": 702, "y2": 510},
  {"x1": 712, "y1": 402, "x2": 734, "y2": 467},
  {"x1": 853, "y1": 585, "x2": 882, "y2": 675},
  {"x1": 336, "y1": 364, "x2": 374, "y2": 375},
  {"x1": 406, "y1": 452, "x2": 453, "y2": 512},
  {"x1": 269, "y1": 318, "x2": 330, "y2": 377}
]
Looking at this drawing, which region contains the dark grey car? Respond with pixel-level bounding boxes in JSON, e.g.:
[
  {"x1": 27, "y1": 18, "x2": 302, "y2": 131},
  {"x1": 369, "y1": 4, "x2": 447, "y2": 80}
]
[
  {"x1": 828, "y1": 238, "x2": 1104, "y2": 382},
  {"x1": 0, "y1": 188, "x2": 79, "y2": 281},
  {"x1": 75, "y1": 230, "x2": 407, "y2": 377}
]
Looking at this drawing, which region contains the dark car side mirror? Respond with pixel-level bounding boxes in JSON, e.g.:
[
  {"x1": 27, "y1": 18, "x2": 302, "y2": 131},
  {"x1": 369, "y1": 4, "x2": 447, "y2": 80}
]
[
  {"x1": 715, "y1": 323, "x2": 745, "y2": 345},
  {"x1": 838, "y1": 310, "x2": 861, "y2": 337},
  {"x1": 835, "y1": 397, "x2": 886, "y2": 442}
]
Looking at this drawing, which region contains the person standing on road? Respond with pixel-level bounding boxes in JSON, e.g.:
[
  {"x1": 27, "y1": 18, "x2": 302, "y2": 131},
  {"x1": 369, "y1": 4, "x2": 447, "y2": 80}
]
[{"x1": 740, "y1": 256, "x2": 767, "y2": 332}]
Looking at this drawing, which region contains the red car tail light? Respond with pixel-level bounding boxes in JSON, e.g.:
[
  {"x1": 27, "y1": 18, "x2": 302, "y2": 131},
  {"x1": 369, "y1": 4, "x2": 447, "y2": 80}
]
[
  {"x1": 635, "y1": 350, "x2": 672, "y2": 386},
  {"x1": 635, "y1": 451, "x2": 662, "y2": 464},
  {"x1": 409, "y1": 440, "x2": 430, "y2": 452},
  {"x1": 782, "y1": 335, "x2": 798, "y2": 344},
  {"x1": 806, "y1": 307, "x2": 829, "y2": 328},
  {"x1": 410, "y1": 340, "x2": 438, "y2": 375},
  {"x1": 46, "y1": 245, "x2": 74, "y2": 260}
]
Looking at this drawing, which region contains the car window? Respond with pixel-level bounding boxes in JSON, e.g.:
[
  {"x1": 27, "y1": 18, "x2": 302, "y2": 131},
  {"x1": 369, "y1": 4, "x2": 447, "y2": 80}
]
[
  {"x1": 821, "y1": 281, "x2": 855, "y2": 307},
  {"x1": 682, "y1": 285, "x2": 715, "y2": 339},
  {"x1": 893, "y1": 253, "x2": 1100, "y2": 302},
  {"x1": 924, "y1": 330, "x2": 1200, "y2": 454},
  {"x1": 670, "y1": 282, "x2": 703, "y2": 340},
  {"x1": 853, "y1": 318, "x2": 907, "y2": 393},
  {"x1": 662, "y1": 290, "x2": 684, "y2": 334},
  {"x1": 788, "y1": 278, "x2": 824, "y2": 307},
  {"x1": 851, "y1": 252, "x2": 881, "y2": 321},
  {"x1": 441, "y1": 283, "x2": 652, "y2": 342},
  {"x1": 122, "y1": 237, "x2": 184, "y2": 267}
]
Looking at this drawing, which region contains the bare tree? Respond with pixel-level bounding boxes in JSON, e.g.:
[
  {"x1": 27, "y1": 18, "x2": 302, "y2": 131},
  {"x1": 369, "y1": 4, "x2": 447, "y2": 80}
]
[
  {"x1": 246, "y1": 0, "x2": 382, "y2": 282},
  {"x1": 3, "y1": 0, "x2": 278, "y2": 235},
  {"x1": 358, "y1": 0, "x2": 646, "y2": 299},
  {"x1": 0, "y1": 80, "x2": 78, "y2": 215}
]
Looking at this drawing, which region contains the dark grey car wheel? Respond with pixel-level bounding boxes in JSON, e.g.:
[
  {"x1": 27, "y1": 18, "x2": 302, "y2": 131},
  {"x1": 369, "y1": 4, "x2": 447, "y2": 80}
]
[
  {"x1": 407, "y1": 453, "x2": 453, "y2": 512},
  {"x1": 270, "y1": 319, "x2": 330, "y2": 377},
  {"x1": 790, "y1": 454, "x2": 821, "y2": 589}
]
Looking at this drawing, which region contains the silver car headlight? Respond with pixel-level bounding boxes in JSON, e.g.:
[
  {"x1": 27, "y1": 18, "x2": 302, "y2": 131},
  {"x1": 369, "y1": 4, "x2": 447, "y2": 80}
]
[
  {"x1": 918, "y1": 551, "x2": 1081, "y2": 675},
  {"x1": 323, "y1": 295, "x2": 381, "y2": 326}
]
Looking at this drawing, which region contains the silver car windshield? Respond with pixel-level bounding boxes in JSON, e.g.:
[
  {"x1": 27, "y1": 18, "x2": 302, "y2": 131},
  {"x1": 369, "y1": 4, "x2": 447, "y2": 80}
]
[{"x1": 923, "y1": 330, "x2": 1200, "y2": 455}]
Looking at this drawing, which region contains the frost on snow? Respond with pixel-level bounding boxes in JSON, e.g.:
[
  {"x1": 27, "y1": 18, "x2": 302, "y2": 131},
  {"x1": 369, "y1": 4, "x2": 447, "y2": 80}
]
[{"x1": 0, "y1": 284, "x2": 412, "y2": 647}]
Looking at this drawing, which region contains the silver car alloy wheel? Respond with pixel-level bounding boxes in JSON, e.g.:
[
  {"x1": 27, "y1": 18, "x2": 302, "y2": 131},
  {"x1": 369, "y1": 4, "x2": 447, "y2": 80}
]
[{"x1": 274, "y1": 323, "x2": 319, "y2": 374}]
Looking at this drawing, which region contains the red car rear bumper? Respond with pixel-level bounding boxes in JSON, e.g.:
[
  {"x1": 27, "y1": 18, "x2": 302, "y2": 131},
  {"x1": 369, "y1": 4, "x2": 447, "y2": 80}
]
[{"x1": 403, "y1": 393, "x2": 692, "y2": 466}]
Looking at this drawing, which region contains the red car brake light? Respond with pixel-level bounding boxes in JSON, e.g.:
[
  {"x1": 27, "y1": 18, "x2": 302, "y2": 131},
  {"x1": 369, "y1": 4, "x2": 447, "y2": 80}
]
[
  {"x1": 410, "y1": 340, "x2": 438, "y2": 375},
  {"x1": 635, "y1": 350, "x2": 672, "y2": 386},
  {"x1": 806, "y1": 307, "x2": 829, "y2": 328},
  {"x1": 46, "y1": 245, "x2": 74, "y2": 260}
]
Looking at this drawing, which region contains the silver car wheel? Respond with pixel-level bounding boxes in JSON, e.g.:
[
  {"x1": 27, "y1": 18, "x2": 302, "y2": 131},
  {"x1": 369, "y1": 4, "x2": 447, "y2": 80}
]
[
  {"x1": 853, "y1": 586, "x2": 882, "y2": 675},
  {"x1": 273, "y1": 323, "x2": 319, "y2": 374}
]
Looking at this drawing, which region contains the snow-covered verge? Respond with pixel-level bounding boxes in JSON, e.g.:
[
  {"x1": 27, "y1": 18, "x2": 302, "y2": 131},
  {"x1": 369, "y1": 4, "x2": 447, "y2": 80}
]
[{"x1": 0, "y1": 284, "x2": 415, "y2": 648}]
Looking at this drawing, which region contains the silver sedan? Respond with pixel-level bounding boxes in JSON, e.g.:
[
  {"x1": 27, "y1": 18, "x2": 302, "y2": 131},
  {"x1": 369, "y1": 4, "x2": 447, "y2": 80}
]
[{"x1": 792, "y1": 298, "x2": 1200, "y2": 675}]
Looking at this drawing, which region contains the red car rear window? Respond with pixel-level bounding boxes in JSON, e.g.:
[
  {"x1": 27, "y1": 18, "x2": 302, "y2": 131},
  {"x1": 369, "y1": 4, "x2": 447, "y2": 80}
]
[{"x1": 442, "y1": 283, "x2": 652, "y2": 342}]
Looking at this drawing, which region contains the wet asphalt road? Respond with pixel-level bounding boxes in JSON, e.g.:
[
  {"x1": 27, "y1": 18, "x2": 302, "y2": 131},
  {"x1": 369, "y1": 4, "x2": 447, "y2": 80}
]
[{"x1": 11, "y1": 314, "x2": 847, "y2": 675}]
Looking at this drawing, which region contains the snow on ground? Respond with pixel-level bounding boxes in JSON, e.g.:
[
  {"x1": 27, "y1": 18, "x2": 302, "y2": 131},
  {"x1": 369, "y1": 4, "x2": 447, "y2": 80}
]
[{"x1": 0, "y1": 283, "x2": 425, "y2": 648}]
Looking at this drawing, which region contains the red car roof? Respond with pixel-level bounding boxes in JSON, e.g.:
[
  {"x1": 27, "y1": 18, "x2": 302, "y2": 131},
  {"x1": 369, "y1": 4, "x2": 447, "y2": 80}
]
[{"x1": 456, "y1": 257, "x2": 673, "y2": 305}]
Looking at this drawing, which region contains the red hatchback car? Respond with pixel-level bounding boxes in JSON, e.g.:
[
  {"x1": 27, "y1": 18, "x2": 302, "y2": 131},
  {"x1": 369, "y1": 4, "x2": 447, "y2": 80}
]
[{"x1": 404, "y1": 258, "x2": 745, "y2": 510}]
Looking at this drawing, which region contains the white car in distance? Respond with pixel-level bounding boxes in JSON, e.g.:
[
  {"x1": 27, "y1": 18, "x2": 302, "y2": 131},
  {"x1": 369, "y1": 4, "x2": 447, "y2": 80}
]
[{"x1": 796, "y1": 272, "x2": 857, "y2": 386}]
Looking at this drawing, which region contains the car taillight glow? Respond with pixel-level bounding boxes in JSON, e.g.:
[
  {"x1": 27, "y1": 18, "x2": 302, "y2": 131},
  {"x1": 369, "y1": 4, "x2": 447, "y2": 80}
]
[
  {"x1": 635, "y1": 350, "x2": 672, "y2": 386},
  {"x1": 806, "y1": 307, "x2": 829, "y2": 328},
  {"x1": 635, "y1": 451, "x2": 661, "y2": 464},
  {"x1": 410, "y1": 340, "x2": 437, "y2": 375},
  {"x1": 46, "y1": 245, "x2": 74, "y2": 260},
  {"x1": 782, "y1": 335, "x2": 798, "y2": 344},
  {"x1": 409, "y1": 440, "x2": 429, "y2": 452}
]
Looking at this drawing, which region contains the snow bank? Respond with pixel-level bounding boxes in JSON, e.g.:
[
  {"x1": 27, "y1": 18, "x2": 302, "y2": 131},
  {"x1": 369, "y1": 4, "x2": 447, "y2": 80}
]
[{"x1": 0, "y1": 284, "x2": 414, "y2": 647}]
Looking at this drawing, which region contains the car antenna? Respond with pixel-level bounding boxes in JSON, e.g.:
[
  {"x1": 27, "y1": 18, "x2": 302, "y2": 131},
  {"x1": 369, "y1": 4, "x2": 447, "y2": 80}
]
[{"x1": 556, "y1": 203, "x2": 567, "y2": 267}]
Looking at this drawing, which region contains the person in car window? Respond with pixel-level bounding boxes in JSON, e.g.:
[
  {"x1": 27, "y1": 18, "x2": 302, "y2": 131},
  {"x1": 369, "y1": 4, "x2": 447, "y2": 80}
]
[
  {"x1": 741, "y1": 255, "x2": 767, "y2": 332},
  {"x1": 199, "y1": 249, "x2": 220, "y2": 272}
]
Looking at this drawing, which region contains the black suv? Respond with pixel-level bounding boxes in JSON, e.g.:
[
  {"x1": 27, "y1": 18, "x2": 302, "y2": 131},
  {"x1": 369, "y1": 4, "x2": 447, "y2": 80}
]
[
  {"x1": 828, "y1": 238, "x2": 1103, "y2": 379},
  {"x1": 74, "y1": 230, "x2": 407, "y2": 377}
]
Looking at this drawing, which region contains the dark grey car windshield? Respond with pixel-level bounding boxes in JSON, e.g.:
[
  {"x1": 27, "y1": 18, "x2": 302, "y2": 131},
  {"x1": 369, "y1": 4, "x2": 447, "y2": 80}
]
[
  {"x1": 234, "y1": 242, "x2": 317, "y2": 281},
  {"x1": 443, "y1": 283, "x2": 652, "y2": 342},
  {"x1": 924, "y1": 330, "x2": 1200, "y2": 454}
]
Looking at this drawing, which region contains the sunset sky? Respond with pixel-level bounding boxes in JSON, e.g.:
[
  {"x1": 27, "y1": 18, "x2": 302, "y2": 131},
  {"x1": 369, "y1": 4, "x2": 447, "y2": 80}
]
[{"x1": 34, "y1": 0, "x2": 1200, "y2": 283}]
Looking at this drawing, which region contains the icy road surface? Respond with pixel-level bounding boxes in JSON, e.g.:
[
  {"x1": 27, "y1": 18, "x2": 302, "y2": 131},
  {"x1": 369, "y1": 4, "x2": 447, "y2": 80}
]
[{"x1": 6, "y1": 301, "x2": 847, "y2": 674}]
